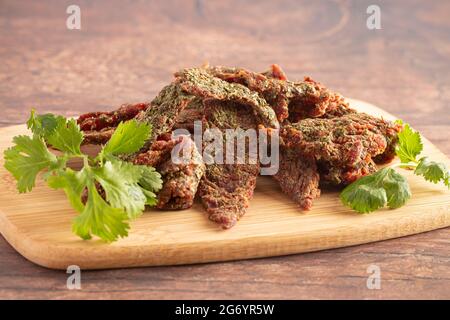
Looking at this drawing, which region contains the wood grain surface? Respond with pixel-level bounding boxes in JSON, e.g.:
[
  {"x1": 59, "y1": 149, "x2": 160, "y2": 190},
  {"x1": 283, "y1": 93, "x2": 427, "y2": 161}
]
[{"x1": 0, "y1": 0, "x2": 449, "y2": 299}]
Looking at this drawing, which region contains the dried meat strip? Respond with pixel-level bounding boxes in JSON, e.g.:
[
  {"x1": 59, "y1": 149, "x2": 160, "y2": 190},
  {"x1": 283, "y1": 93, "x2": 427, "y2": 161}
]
[
  {"x1": 198, "y1": 100, "x2": 260, "y2": 228},
  {"x1": 288, "y1": 77, "x2": 355, "y2": 122},
  {"x1": 78, "y1": 102, "x2": 150, "y2": 132},
  {"x1": 82, "y1": 128, "x2": 116, "y2": 145},
  {"x1": 156, "y1": 135, "x2": 205, "y2": 210},
  {"x1": 135, "y1": 83, "x2": 195, "y2": 149},
  {"x1": 174, "y1": 68, "x2": 279, "y2": 129},
  {"x1": 261, "y1": 64, "x2": 288, "y2": 81},
  {"x1": 132, "y1": 133, "x2": 180, "y2": 167},
  {"x1": 204, "y1": 66, "x2": 354, "y2": 122},
  {"x1": 173, "y1": 98, "x2": 204, "y2": 133},
  {"x1": 115, "y1": 84, "x2": 196, "y2": 163},
  {"x1": 274, "y1": 148, "x2": 320, "y2": 210},
  {"x1": 199, "y1": 163, "x2": 259, "y2": 228},
  {"x1": 280, "y1": 113, "x2": 400, "y2": 185},
  {"x1": 78, "y1": 84, "x2": 194, "y2": 148}
]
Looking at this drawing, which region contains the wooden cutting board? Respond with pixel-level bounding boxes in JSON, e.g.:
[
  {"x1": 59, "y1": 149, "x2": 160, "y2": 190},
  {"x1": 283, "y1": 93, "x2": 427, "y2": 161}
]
[{"x1": 0, "y1": 99, "x2": 449, "y2": 270}]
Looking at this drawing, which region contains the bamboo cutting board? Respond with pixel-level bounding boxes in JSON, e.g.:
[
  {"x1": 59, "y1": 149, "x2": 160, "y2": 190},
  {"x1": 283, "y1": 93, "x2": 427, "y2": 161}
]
[{"x1": 0, "y1": 99, "x2": 449, "y2": 270}]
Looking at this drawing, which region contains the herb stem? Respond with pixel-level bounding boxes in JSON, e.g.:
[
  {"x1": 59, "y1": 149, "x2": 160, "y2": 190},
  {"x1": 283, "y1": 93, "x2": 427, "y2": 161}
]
[{"x1": 390, "y1": 161, "x2": 418, "y2": 169}]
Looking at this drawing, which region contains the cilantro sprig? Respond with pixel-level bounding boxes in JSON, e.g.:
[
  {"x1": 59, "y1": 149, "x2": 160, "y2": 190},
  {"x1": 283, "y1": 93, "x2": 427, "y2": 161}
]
[
  {"x1": 4, "y1": 111, "x2": 162, "y2": 242},
  {"x1": 340, "y1": 120, "x2": 449, "y2": 213}
]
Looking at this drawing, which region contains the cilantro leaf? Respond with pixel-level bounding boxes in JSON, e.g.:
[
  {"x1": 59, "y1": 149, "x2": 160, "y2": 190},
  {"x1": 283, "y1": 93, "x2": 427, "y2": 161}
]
[
  {"x1": 93, "y1": 160, "x2": 148, "y2": 219},
  {"x1": 5, "y1": 110, "x2": 162, "y2": 242},
  {"x1": 415, "y1": 156, "x2": 449, "y2": 186},
  {"x1": 340, "y1": 175, "x2": 387, "y2": 213},
  {"x1": 139, "y1": 165, "x2": 163, "y2": 192},
  {"x1": 381, "y1": 168, "x2": 411, "y2": 209},
  {"x1": 102, "y1": 120, "x2": 151, "y2": 156},
  {"x1": 138, "y1": 165, "x2": 163, "y2": 206},
  {"x1": 27, "y1": 110, "x2": 65, "y2": 139},
  {"x1": 340, "y1": 168, "x2": 411, "y2": 213},
  {"x1": 47, "y1": 168, "x2": 88, "y2": 212},
  {"x1": 4, "y1": 135, "x2": 58, "y2": 193},
  {"x1": 72, "y1": 182, "x2": 129, "y2": 242},
  {"x1": 47, "y1": 118, "x2": 84, "y2": 155},
  {"x1": 142, "y1": 189, "x2": 159, "y2": 206},
  {"x1": 395, "y1": 121, "x2": 423, "y2": 163}
]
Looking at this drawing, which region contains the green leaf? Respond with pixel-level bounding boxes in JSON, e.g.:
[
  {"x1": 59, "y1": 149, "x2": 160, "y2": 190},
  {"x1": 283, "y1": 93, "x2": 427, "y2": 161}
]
[
  {"x1": 340, "y1": 174, "x2": 387, "y2": 213},
  {"x1": 93, "y1": 160, "x2": 148, "y2": 219},
  {"x1": 340, "y1": 168, "x2": 411, "y2": 213},
  {"x1": 102, "y1": 120, "x2": 151, "y2": 156},
  {"x1": 27, "y1": 110, "x2": 65, "y2": 139},
  {"x1": 47, "y1": 168, "x2": 89, "y2": 212},
  {"x1": 3, "y1": 135, "x2": 58, "y2": 193},
  {"x1": 142, "y1": 189, "x2": 159, "y2": 206},
  {"x1": 444, "y1": 174, "x2": 450, "y2": 189},
  {"x1": 415, "y1": 157, "x2": 449, "y2": 185},
  {"x1": 72, "y1": 182, "x2": 129, "y2": 242},
  {"x1": 381, "y1": 168, "x2": 411, "y2": 209},
  {"x1": 395, "y1": 121, "x2": 423, "y2": 163},
  {"x1": 47, "y1": 118, "x2": 84, "y2": 155},
  {"x1": 138, "y1": 165, "x2": 163, "y2": 192}
]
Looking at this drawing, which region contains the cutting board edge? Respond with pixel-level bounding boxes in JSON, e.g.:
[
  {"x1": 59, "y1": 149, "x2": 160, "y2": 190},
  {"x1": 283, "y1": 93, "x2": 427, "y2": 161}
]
[{"x1": 2, "y1": 203, "x2": 449, "y2": 270}]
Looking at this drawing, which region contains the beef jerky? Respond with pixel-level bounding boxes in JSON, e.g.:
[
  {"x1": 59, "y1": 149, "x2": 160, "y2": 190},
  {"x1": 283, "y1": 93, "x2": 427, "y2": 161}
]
[
  {"x1": 204, "y1": 66, "x2": 354, "y2": 123},
  {"x1": 288, "y1": 77, "x2": 355, "y2": 122},
  {"x1": 117, "y1": 83, "x2": 196, "y2": 163},
  {"x1": 156, "y1": 135, "x2": 205, "y2": 210},
  {"x1": 274, "y1": 148, "x2": 320, "y2": 210},
  {"x1": 136, "y1": 83, "x2": 196, "y2": 149},
  {"x1": 82, "y1": 128, "x2": 116, "y2": 145},
  {"x1": 173, "y1": 98, "x2": 204, "y2": 133},
  {"x1": 78, "y1": 102, "x2": 150, "y2": 132},
  {"x1": 132, "y1": 133, "x2": 181, "y2": 167},
  {"x1": 280, "y1": 113, "x2": 400, "y2": 185},
  {"x1": 197, "y1": 100, "x2": 260, "y2": 228},
  {"x1": 79, "y1": 84, "x2": 194, "y2": 149},
  {"x1": 261, "y1": 64, "x2": 288, "y2": 81},
  {"x1": 199, "y1": 163, "x2": 259, "y2": 228},
  {"x1": 174, "y1": 67, "x2": 279, "y2": 129}
]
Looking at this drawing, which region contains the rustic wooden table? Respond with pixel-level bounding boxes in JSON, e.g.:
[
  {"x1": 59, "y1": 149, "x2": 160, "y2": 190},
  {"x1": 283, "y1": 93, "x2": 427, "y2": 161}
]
[{"x1": 0, "y1": 0, "x2": 449, "y2": 299}]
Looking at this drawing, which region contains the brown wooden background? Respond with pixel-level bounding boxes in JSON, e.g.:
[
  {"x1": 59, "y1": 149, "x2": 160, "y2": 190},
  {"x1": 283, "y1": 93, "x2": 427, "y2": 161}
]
[{"x1": 0, "y1": 0, "x2": 449, "y2": 299}]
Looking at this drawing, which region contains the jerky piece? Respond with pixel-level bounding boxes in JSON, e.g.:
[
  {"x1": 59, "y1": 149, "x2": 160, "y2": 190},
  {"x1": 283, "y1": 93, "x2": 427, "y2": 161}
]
[
  {"x1": 173, "y1": 98, "x2": 204, "y2": 133},
  {"x1": 174, "y1": 68, "x2": 279, "y2": 129},
  {"x1": 198, "y1": 100, "x2": 260, "y2": 228},
  {"x1": 274, "y1": 148, "x2": 320, "y2": 210},
  {"x1": 119, "y1": 83, "x2": 196, "y2": 163},
  {"x1": 136, "y1": 83, "x2": 196, "y2": 149},
  {"x1": 82, "y1": 128, "x2": 116, "y2": 145},
  {"x1": 205, "y1": 66, "x2": 354, "y2": 123},
  {"x1": 156, "y1": 135, "x2": 205, "y2": 210},
  {"x1": 78, "y1": 102, "x2": 149, "y2": 134},
  {"x1": 199, "y1": 163, "x2": 259, "y2": 229},
  {"x1": 78, "y1": 103, "x2": 150, "y2": 145},
  {"x1": 132, "y1": 133, "x2": 180, "y2": 167},
  {"x1": 280, "y1": 113, "x2": 400, "y2": 185},
  {"x1": 261, "y1": 64, "x2": 288, "y2": 81},
  {"x1": 205, "y1": 65, "x2": 290, "y2": 122},
  {"x1": 79, "y1": 84, "x2": 195, "y2": 149},
  {"x1": 288, "y1": 77, "x2": 355, "y2": 122}
]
